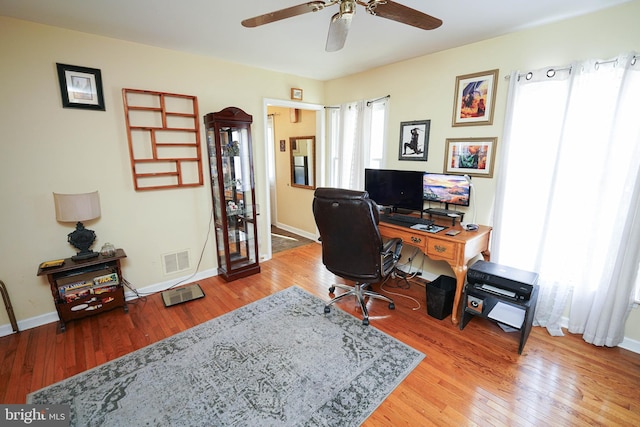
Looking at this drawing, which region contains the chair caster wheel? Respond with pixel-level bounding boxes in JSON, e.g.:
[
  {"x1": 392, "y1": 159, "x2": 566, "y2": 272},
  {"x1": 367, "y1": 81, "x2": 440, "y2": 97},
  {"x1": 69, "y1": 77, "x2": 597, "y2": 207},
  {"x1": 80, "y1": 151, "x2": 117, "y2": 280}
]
[
  {"x1": 328, "y1": 286, "x2": 335, "y2": 294},
  {"x1": 389, "y1": 303, "x2": 395, "y2": 310},
  {"x1": 324, "y1": 306, "x2": 331, "y2": 314},
  {"x1": 362, "y1": 318, "x2": 369, "y2": 326}
]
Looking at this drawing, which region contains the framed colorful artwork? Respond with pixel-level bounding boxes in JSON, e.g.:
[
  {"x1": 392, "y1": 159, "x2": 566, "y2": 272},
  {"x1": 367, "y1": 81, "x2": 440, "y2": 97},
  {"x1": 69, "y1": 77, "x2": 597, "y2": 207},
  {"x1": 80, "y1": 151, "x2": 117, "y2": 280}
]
[
  {"x1": 452, "y1": 69, "x2": 498, "y2": 126},
  {"x1": 444, "y1": 137, "x2": 498, "y2": 178}
]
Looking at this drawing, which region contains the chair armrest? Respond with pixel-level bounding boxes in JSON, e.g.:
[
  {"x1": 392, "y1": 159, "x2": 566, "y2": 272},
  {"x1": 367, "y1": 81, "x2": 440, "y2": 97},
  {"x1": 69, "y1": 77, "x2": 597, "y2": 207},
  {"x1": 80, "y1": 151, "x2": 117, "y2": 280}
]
[
  {"x1": 380, "y1": 237, "x2": 403, "y2": 277},
  {"x1": 382, "y1": 237, "x2": 403, "y2": 259}
]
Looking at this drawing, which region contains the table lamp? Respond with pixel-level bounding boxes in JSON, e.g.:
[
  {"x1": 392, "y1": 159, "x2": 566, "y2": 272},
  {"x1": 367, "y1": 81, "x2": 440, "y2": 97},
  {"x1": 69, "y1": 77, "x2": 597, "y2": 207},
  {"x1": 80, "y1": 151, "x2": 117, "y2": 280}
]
[{"x1": 53, "y1": 191, "x2": 101, "y2": 260}]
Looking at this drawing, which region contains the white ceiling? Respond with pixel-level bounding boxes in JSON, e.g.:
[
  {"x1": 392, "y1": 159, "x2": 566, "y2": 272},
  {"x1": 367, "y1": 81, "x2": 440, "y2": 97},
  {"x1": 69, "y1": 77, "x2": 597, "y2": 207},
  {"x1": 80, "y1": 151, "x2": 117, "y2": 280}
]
[{"x1": 0, "y1": 0, "x2": 631, "y2": 81}]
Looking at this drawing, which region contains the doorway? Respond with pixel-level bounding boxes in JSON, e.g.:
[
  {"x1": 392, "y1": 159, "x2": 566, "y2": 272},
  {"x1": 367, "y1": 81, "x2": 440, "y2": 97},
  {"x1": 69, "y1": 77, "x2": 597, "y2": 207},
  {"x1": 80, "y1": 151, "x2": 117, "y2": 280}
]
[{"x1": 262, "y1": 98, "x2": 325, "y2": 259}]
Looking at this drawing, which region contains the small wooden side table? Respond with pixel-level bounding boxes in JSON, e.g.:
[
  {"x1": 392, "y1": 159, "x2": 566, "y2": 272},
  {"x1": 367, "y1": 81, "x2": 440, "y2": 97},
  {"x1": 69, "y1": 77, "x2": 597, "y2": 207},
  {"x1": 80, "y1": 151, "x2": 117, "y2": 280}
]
[{"x1": 37, "y1": 249, "x2": 128, "y2": 331}]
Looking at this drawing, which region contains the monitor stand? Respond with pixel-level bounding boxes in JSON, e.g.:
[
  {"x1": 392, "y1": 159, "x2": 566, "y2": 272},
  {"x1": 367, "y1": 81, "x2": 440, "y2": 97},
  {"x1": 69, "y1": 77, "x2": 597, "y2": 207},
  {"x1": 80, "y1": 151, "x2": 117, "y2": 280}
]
[
  {"x1": 388, "y1": 206, "x2": 427, "y2": 218},
  {"x1": 424, "y1": 205, "x2": 465, "y2": 226}
]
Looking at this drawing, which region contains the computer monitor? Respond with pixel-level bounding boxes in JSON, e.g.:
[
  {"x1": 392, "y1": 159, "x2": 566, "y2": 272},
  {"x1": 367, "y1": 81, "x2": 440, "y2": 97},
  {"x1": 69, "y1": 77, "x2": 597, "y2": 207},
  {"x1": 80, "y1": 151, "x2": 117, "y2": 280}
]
[
  {"x1": 364, "y1": 168, "x2": 424, "y2": 213},
  {"x1": 423, "y1": 173, "x2": 471, "y2": 209}
]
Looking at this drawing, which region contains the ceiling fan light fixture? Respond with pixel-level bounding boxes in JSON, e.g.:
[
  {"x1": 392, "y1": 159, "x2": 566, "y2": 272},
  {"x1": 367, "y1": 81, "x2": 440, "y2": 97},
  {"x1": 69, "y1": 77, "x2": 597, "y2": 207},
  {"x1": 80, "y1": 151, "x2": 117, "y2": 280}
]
[
  {"x1": 243, "y1": 0, "x2": 442, "y2": 51},
  {"x1": 339, "y1": 0, "x2": 357, "y2": 16},
  {"x1": 326, "y1": 11, "x2": 354, "y2": 52}
]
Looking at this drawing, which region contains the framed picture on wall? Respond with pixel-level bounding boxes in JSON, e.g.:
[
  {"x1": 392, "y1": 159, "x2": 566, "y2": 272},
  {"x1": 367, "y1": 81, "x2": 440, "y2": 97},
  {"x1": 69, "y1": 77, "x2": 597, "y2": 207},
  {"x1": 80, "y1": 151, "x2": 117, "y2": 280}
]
[
  {"x1": 444, "y1": 137, "x2": 498, "y2": 178},
  {"x1": 290, "y1": 88, "x2": 303, "y2": 101},
  {"x1": 56, "y1": 63, "x2": 105, "y2": 111},
  {"x1": 398, "y1": 120, "x2": 430, "y2": 161},
  {"x1": 452, "y1": 69, "x2": 498, "y2": 126}
]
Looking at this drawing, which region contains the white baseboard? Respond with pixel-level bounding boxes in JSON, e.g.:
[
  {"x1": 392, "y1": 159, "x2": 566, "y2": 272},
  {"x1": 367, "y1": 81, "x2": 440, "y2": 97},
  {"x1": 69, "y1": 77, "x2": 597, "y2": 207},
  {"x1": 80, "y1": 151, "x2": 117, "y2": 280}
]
[
  {"x1": 0, "y1": 267, "x2": 217, "y2": 337},
  {"x1": 123, "y1": 268, "x2": 217, "y2": 300},
  {"x1": 273, "y1": 222, "x2": 317, "y2": 242},
  {"x1": 553, "y1": 316, "x2": 640, "y2": 353},
  {"x1": 0, "y1": 311, "x2": 59, "y2": 337},
  {"x1": 2, "y1": 266, "x2": 639, "y2": 355},
  {"x1": 619, "y1": 337, "x2": 640, "y2": 354}
]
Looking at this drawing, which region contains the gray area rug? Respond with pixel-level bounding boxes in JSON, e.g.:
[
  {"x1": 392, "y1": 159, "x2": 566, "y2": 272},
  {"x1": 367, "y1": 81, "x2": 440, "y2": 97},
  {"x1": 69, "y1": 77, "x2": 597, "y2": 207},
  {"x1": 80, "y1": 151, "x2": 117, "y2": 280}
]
[{"x1": 28, "y1": 286, "x2": 424, "y2": 426}]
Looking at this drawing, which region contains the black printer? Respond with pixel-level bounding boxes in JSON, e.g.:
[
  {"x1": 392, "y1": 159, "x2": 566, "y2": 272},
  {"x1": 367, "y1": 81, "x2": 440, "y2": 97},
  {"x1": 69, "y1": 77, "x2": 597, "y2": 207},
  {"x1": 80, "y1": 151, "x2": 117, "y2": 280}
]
[{"x1": 467, "y1": 260, "x2": 538, "y2": 301}]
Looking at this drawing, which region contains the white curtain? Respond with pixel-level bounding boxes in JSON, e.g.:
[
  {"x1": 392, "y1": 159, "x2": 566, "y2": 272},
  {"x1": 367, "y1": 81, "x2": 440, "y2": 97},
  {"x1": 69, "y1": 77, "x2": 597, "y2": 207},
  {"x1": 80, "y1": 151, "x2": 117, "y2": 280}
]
[
  {"x1": 327, "y1": 98, "x2": 389, "y2": 190},
  {"x1": 328, "y1": 101, "x2": 363, "y2": 189},
  {"x1": 493, "y1": 52, "x2": 640, "y2": 346}
]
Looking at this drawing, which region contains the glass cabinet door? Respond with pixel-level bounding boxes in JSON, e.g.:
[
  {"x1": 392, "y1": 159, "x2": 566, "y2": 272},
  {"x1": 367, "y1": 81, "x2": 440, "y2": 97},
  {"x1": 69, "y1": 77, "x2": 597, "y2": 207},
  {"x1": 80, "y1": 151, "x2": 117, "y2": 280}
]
[{"x1": 204, "y1": 107, "x2": 260, "y2": 281}]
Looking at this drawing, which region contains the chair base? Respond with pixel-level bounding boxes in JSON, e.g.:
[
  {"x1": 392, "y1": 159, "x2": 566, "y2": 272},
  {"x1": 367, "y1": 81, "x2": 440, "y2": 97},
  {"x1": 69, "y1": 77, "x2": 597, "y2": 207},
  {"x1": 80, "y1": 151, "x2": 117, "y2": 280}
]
[{"x1": 324, "y1": 283, "x2": 395, "y2": 325}]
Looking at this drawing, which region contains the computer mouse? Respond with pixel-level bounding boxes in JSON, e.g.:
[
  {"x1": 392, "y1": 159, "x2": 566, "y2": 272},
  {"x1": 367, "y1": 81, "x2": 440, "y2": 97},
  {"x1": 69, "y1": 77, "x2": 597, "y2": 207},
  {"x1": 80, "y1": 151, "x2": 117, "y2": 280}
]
[{"x1": 427, "y1": 224, "x2": 434, "y2": 230}]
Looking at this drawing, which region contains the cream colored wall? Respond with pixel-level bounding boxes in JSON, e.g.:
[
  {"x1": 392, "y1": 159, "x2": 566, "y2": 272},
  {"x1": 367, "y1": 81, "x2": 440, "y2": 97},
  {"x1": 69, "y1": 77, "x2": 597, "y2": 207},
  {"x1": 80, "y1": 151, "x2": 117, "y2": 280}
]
[
  {"x1": 0, "y1": 17, "x2": 324, "y2": 326},
  {"x1": 2, "y1": 1, "x2": 639, "y2": 344},
  {"x1": 268, "y1": 107, "x2": 317, "y2": 234},
  {"x1": 324, "y1": 1, "x2": 640, "y2": 342}
]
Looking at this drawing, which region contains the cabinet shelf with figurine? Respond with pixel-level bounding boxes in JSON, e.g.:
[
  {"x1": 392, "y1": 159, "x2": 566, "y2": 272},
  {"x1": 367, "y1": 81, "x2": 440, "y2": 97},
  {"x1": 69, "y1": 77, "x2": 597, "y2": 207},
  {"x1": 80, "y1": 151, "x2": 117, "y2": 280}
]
[
  {"x1": 37, "y1": 249, "x2": 128, "y2": 331},
  {"x1": 204, "y1": 107, "x2": 260, "y2": 281}
]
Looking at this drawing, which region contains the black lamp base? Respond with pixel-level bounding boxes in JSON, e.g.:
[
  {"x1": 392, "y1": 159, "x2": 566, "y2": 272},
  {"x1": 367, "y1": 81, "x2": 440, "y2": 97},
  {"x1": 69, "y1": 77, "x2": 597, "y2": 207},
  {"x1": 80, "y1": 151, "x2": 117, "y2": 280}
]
[{"x1": 67, "y1": 221, "x2": 98, "y2": 261}]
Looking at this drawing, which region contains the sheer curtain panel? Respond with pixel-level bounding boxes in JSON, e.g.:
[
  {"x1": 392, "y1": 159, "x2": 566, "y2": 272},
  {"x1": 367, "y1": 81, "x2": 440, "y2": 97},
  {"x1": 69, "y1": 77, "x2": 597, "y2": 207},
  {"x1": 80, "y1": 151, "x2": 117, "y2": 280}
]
[
  {"x1": 327, "y1": 98, "x2": 390, "y2": 190},
  {"x1": 493, "y1": 53, "x2": 640, "y2": 346}
]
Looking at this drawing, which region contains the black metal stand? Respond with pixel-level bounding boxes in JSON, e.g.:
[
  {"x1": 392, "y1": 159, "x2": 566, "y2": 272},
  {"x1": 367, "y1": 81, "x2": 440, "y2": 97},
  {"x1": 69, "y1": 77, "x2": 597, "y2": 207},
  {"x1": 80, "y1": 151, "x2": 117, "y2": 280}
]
[{"x1": 423, "y1": 208, "x2": 465, "y2": 226}]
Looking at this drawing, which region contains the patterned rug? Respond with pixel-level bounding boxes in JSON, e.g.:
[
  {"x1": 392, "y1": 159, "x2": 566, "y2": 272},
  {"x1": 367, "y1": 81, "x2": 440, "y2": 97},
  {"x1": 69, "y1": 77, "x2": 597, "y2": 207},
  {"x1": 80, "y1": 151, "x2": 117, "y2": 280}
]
[{"x1": 28, "y1": 286, "x2": 424, "y2": 426}]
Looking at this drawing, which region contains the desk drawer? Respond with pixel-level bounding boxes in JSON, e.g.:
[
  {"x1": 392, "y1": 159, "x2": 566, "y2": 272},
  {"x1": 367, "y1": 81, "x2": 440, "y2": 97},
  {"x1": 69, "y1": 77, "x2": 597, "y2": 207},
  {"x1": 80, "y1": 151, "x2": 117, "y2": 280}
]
[
  {"x1": 385, "y1": 228, "x2": 427, "y2": 248},
  {"x1": 426, "y1": 238, "x2": 456, "y2": 260}
]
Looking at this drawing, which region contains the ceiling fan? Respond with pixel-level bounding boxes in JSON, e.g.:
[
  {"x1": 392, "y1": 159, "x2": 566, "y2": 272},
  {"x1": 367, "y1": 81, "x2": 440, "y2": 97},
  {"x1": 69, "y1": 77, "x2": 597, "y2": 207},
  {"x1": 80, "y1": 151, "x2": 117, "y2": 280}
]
[{"x1": 242, "y1": 0, "x2": 442, "y2": 52}]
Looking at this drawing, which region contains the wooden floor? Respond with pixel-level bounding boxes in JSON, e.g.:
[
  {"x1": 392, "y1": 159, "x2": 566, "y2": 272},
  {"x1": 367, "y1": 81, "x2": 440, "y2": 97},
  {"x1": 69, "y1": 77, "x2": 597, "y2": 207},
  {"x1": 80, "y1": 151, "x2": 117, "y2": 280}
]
[{"x1": 2, "y1": 243, "x2": 640, "y2": 426}]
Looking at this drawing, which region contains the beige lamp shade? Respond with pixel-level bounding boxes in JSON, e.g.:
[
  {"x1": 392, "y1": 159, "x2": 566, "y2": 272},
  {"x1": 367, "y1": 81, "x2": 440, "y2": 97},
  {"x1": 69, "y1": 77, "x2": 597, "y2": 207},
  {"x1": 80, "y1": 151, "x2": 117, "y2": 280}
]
[{"x1": 53, "y1": 191, "x2": 101, "y2": 222}]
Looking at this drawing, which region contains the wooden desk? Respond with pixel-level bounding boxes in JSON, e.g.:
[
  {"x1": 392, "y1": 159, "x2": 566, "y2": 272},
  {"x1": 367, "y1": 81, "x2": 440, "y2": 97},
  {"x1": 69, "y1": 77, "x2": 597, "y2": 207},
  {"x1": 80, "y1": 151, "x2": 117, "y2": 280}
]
[{"x1": 378, "y1": 220, "x2": 492, "y2": 324}]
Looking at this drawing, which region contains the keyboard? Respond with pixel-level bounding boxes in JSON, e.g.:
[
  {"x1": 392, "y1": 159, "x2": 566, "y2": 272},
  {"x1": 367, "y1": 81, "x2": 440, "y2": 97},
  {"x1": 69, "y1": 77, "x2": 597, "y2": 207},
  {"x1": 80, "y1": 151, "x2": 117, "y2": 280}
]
[{"x1": 379, "y1": 213, "x2": 434, "y2": 228}]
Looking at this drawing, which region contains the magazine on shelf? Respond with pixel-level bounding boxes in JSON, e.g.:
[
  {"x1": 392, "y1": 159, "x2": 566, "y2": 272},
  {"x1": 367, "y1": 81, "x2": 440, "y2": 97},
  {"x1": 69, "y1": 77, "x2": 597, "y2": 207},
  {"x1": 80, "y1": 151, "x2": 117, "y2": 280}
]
[{"x1": 58, "y1": 271, "x2": 120, "y2": 302}]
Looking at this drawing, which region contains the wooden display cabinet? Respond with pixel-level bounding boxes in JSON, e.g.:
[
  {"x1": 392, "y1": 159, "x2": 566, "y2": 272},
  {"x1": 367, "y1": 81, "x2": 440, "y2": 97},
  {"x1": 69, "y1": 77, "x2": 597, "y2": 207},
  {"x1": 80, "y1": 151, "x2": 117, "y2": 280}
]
[
  {"x1": 37, "y1": 249, "x2": 128, "y2": 331},
  {"x1": 204, "y1": 107, "x2": 260, "y2": 281}
]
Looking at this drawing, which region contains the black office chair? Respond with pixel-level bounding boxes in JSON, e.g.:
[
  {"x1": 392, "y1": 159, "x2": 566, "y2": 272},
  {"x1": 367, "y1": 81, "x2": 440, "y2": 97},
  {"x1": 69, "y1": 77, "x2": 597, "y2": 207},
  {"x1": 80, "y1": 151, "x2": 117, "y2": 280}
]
[{"x1": 312, "y1": 187, "x2": 403, "y2": 325}]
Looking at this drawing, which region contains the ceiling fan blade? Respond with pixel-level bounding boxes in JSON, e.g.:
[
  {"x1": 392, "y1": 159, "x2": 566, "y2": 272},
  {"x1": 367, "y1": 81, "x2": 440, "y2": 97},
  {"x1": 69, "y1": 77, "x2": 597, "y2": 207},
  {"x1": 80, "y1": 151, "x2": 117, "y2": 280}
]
[
  {"x1": 367, "y1": 0, "x2": 442, "y2": 30},
  {"x1": 326, "y1": 12, "x2": 353, "y2": 52},
  {"x1": 242, "y1": 1, "x2": 327, "y2": 28}
]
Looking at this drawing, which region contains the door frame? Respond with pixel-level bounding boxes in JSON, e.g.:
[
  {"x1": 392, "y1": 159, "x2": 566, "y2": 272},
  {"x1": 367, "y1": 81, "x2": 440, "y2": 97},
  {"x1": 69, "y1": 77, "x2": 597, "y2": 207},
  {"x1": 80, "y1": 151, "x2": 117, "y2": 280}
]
[{"x1": 261, "y1": 98, "x2": 325, "y2": 260}]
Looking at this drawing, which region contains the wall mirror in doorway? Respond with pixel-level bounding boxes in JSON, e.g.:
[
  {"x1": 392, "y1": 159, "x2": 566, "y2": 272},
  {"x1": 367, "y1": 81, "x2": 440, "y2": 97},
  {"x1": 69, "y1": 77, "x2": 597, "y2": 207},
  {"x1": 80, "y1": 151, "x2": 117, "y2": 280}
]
[{"x1": 290, "y1": 136, "x2": 315, "y2": 189}]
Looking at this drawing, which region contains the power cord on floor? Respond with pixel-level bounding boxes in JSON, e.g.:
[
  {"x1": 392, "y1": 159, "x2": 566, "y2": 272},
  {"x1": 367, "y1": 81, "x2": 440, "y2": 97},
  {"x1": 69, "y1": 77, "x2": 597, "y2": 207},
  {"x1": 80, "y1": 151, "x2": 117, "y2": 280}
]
[
  {"x1": 379, "y1": 270, "x2": 422, "y2": 311},
  {"x1": 124, "y1": 208, "x2": 214, "y2": 300},
  {"x1": 122, "y1": 277, "x2": 147, "y2": 304}
]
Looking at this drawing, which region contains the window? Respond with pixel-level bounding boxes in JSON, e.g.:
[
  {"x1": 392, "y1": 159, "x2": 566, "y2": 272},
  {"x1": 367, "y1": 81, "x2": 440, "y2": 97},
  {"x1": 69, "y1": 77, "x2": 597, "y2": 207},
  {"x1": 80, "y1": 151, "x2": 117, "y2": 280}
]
[
  {"x1": 327, "y1": 97, "x2": 389, "y2": 189},
  {"x1": 368, "y1": 101, "x2": 387, "y2": 169},
  {"x1": 494, "y1": 53, "x2": 640, "y2": 346}
]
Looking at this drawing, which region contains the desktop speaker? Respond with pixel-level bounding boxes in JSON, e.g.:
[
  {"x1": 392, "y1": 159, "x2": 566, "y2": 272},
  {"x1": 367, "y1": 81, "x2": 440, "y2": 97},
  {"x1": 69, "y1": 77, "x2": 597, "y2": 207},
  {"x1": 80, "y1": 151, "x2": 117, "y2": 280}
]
[{"x1": 466, "y1": 295, "x2": 484, "y2": 314}]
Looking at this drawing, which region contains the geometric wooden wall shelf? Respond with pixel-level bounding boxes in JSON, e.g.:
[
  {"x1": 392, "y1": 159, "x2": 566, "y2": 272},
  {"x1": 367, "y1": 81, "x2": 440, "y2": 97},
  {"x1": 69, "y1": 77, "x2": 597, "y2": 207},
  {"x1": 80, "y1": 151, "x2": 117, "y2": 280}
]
[{"x1": 122, "y1": 88, "x2": 204, "y2": 191}]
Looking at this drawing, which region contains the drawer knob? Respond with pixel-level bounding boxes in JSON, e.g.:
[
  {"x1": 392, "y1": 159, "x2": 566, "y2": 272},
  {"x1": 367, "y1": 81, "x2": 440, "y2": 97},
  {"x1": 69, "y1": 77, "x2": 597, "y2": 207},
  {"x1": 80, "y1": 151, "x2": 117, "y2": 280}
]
[
  {"x1": 434, "y1": 245, "x2": 447, "y2": 253},
  {"x1": 411, "y1": 236, "x2": 422, "y2": 244}
]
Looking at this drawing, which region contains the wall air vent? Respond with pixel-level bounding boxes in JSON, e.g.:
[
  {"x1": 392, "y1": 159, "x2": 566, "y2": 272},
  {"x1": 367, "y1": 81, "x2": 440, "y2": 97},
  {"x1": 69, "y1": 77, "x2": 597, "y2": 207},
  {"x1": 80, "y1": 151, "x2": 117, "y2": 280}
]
[{"x1": 162, "y1": 250, "x2": 190, "y2": 275}]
